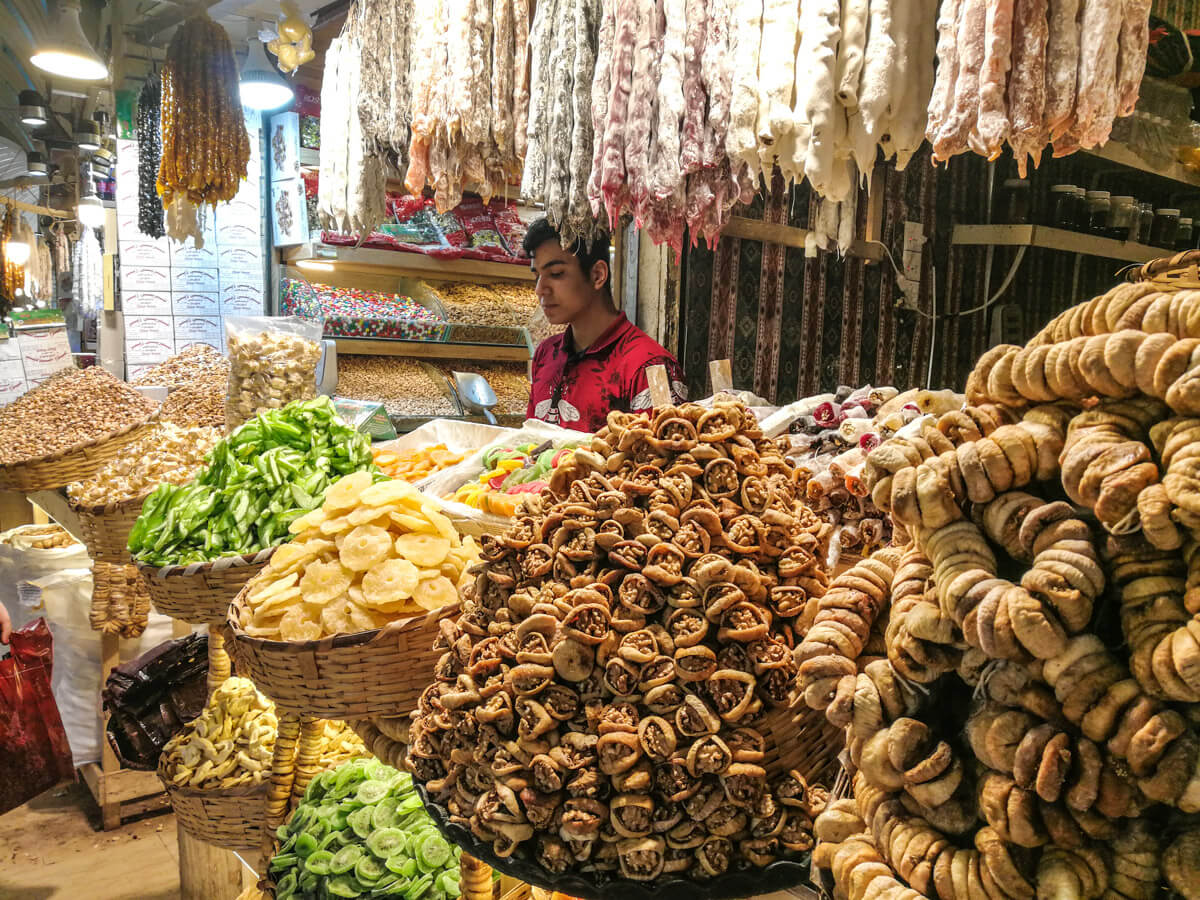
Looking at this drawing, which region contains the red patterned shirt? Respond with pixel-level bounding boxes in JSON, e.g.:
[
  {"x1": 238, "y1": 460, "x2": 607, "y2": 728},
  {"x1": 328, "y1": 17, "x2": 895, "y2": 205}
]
[{"x1": 527, "y1": 314, "x2": 687, "y2": 432}]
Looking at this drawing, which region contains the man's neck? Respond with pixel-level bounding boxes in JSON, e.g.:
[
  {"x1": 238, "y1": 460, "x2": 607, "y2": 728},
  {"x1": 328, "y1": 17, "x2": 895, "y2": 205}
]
[{"x1": 568, "y1": 302, "x2": 621, "y2": 353}]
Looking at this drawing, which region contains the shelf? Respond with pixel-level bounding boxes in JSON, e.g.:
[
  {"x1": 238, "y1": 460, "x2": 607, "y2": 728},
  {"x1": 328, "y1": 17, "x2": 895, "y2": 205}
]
[
  {"x1": 284, "y1": 242, "x2": 536, "y2": 282},
  {"x1": 723, "y1": 215, "x2": 886, "y2": 261},
  {"x1": 1082, "y1": 140, "x2": 1200, "y2": 188},
  {"x1": 332, "y1": 336, "x2": 532, "y2": 361},
  {"x1": 951, "y1": 223, "x2": 1169, "y2": 263},
  {"x1": 27, "y1": 489, "x2": 84, "y2": 542}
]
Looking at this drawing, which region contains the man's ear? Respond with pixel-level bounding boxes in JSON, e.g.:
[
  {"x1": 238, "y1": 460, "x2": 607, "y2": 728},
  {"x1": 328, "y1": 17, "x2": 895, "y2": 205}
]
[{"x1": 591, "y1": 259, "x2": 610, "y2": 292}]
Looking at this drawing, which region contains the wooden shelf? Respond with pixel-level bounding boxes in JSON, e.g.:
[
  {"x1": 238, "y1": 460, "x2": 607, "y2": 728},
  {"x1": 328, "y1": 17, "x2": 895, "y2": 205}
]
[
  {"x1": 1082, "y1": 141, "x2": 1200, "y2": 188},
  {"x1": 951, "y1": 223, "x2": 1169, "y2": 263},
  {"x1": 723, "y1": 216, "x2": 885, "y2": 261},
  {"x1": 332, "y1": 336, "x2": 531, "y2": 361},
  {"x1": 284, "y1": 243, "x2": 536, "y2": 283},
  {"x1": 27, "y1": 489, "x2": 84, "y2": 542}
]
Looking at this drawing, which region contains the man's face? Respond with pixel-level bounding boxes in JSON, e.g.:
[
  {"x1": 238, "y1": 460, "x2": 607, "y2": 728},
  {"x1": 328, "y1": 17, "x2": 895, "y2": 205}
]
[{"x1": 531, "y1": 240, "x2": 603, "y2": 326}]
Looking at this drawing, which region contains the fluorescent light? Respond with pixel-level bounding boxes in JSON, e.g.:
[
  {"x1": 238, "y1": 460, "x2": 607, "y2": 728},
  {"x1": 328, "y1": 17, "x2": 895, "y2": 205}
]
[
  {"x1": 240, "y1": 37, "x2": 294, "y2": 110},
  {"x1": 77, "y1": 194, "x2": 105, "y2": 229},
  {"x1": 18, "y1": 90, "x2": 47, "y2": 127},
  {"x1": 30, "y1": 1, "x2": 108, "y2": 81}
]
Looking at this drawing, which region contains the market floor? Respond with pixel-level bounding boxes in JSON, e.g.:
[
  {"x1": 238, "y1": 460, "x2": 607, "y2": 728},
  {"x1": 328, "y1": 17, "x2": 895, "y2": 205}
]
[{"x1": 0, "y1": 781, "x2": 180, "y2": 899}]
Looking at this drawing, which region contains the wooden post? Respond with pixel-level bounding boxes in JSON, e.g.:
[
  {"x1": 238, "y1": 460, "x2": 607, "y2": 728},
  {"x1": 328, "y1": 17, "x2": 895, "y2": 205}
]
[
  {"x1": 178, "y1": 829, "x2": 251, "y2": 900},
  {"x1": 0, "y1": 491, "x2": 35, "y2": 531},
  {"x1": 98, "y1": 630, "x2": 122, "y2": 830},
  {"x1": 709, "y1": 359, "x2": 734, "y2": 394}
]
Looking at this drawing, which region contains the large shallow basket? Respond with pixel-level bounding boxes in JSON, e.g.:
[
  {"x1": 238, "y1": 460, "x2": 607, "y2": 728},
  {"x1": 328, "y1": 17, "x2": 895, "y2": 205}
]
[
  {"x1": 227, "y1": 591, "x2": 459, "y2": 719},
  {"x1": 74, "y1": 492, "x2": 150, "y2": 562},
  {"x1": 137, "y1": 548, "x2": 275, "y2": 624},
  {"x1": 159, "y1": 764, "x2": 268, "y2": 852},
  {"x1": 0, "y1": 420, "x2": 152, "y2": 493},
  {"x1": 1127, "y1": 249, "x2": 1200, "y2": 287}
]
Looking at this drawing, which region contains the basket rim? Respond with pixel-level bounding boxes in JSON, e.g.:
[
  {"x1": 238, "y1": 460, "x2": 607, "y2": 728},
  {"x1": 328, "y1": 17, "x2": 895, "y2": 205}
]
[
  {"x1": 158, "y1": 768, "x2": 272, "y2": 799},
  {"x1": 227, "y1": 581, "x2": 461, "y2": 652},
  {"x1": 70, "y1": 488, "x2": 154, "y2": 517},
  {"x1": 0, "y1": 417, "x2": 152, "y2": 474},
  {"x1": 135, "y1": 546, "x2": 277, "y2": 578}
]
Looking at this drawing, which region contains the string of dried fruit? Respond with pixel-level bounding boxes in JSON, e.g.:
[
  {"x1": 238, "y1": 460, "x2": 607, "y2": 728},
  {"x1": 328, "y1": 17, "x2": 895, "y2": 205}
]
[
  {"x1": 136, "y1": 73, "x2": 166, "y2": 239},
  {"x1": 157, "y1": 13, "x2": 250, "y2": 207}
]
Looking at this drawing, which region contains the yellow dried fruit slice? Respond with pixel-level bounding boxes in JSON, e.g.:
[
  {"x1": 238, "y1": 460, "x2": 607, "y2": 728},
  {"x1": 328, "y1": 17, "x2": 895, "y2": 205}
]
[
  {"x1": 412, "y1": 575, "x2": 458, "y2": 611},
  {"x1": 323, "y1": 471, "x2": 374, "y2": 512},
  {"x1": 394, "y1": 533, "x2": 452, "y2": 568},
  {"x1": 389, "y1": 511, "x2": 438, "y2": 534},
  {"x1": 339, "y1": 524, "x2": 393, "y2": 571},
  {"x1": 289, "y1": 508, "x2": 328, "y2": 534},
  {"x1": 270, "y1": 543, "x2": 322, "y2": 572},
  {"x1": 359, "y1": 479, "x2": 420, "y2": 507},
  {"x1": 248, "y1": 571, "x2": 299, "y2": 600},
  {"x1": 253, "y1": 586, "x2": 302, "y2": 618},
  {"x1": 299, "y1": 559, "x2": 354, "y2": 605},
  {"x1": 319, "y1": 595, "x2": 354, "y2": 636},
  {"x1": 346, "y1": 600, "x2": 386, "y2": 632},
  {"x1": 361, "y1": 558, "x2": 420, "y2": 607},
  {"x1": 320, "y1": 515, "x2": 354, "y2": 535},
  {"x1": 420, "y1": 504, "x2": 459, "y2": 545},
  {"x1": 279, "y1": 608, "x2": 322, "y2": 641},
  {"x1": 347, "y1": 506, "x2": 393, "y2": 527}
]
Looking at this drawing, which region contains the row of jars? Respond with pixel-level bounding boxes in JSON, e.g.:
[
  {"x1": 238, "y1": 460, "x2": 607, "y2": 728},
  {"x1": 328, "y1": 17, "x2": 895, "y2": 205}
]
[{"x1": 1002, "y1": 179, "x2": 1193, "y2": 249}]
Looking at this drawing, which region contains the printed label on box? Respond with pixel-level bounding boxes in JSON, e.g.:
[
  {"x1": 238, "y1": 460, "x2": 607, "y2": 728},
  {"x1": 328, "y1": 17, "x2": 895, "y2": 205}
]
[
  {"x1": 174, "y1": 316, "x2": 223, "y2": 344},
  {"x1": 0, "y1": 359, "x2": 28, "y2": 406},
  {"x1": 269, "y1": 112, "x2": 300, "y2": 182},
  {"x1": 219, "y1": 195, "x2": 261, "y2": 224},
  {"x1": 126, "y1": 363, "x2": 158, "y2": 382},
  {"x1": 121, "y1": 266, "x2": 170, "y2": 293},
  {"x1": 217, "y1": 245, "x2": 263, "y2": 275},
  {"x1": 126, "y1": 338, "x2": 176, "y2": 364},
  {"x1": 122, "y1": 290, "x2": 172, "y2": 316},
  {"x1": 172, "y1": 291, "x2": 220, "y2": 317},
  {"x1": 221, "y1": 283, "x2": 265, "y2": 316},
  {"x1": 120, "y1": 241, "x2": 170, "y2": 267},
  {"x1": 176, "y1": 334, "x2": 223, "y2": 353},
  {"x1": 126, "y1": 315, "x2": 175, "y2": 343},
  {"x1": 170, "y1": 243, "x2": 218, "y2": 268},
  {"x1": 215, "y1": 219, "x2": 261, "y2": 247},
  {"x1": 17, "y1": 326, "x2": 73, "y2": 382},
  {"x1": 172, "y1": 267, "x2": 220, "y2": 293}
]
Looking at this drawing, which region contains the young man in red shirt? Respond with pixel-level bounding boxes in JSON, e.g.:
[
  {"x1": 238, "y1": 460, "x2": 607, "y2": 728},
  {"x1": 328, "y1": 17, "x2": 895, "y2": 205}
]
[{"x1": 522, "y1": 218, "x2": 686, "y2": 433}]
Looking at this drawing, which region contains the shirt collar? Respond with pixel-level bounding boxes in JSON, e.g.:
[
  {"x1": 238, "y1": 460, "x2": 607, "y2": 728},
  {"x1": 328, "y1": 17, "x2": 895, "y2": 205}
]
[{"x1": 563, "y1": 313, "x2": 631, "y2": 359}]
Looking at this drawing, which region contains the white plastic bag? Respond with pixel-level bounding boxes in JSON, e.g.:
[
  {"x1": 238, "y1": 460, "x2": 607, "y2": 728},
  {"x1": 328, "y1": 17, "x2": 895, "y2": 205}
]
[
  {"x1": 224, "y1": 315, "x2": 325, "y2": 430},
  {"x1": 0, "y1": 525, "x2": 92, "y2": 633}
]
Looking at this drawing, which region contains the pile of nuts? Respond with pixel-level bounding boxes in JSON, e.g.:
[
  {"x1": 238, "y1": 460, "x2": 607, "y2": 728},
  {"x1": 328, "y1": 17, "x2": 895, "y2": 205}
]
[
  {"x1": 0, "y1": 524, "x2": 77, "y2": 550},
  {"x1": 132, "y1": 345, "x2": 229, "y2": 390},
  {"x1": 158, "y1": 375, "x2": 226, "y2": 428},
  {"x1": 433, "y1": 360, "x2": 531, "y2": 417},
  {"x1": 0, "y1": 367, "x2": 157, "y2": 466},
  {"x1": 336, "y1": 355, "x2": 459, "y2": 418},
  {"x1": 67, "y1": 423, "x2": 220, "y2": 507},
  {"x1": 225, "y1": 329, "x2": 322, "y2": 430}
]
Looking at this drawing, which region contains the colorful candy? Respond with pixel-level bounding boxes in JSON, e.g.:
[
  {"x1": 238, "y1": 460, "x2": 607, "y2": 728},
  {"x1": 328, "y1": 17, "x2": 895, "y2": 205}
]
[{"x1": 280, "y1": 279, "x2": 448, "y2": 341}]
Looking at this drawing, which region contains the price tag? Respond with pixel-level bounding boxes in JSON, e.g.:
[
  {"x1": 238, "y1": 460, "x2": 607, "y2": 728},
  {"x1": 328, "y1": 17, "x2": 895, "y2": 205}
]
[
  {"x1": 645, "y1": 364, "x2": 672, "y2": 409},
  {"x1": 709, "y1": 359, "x2": 733, "y2": 393}
]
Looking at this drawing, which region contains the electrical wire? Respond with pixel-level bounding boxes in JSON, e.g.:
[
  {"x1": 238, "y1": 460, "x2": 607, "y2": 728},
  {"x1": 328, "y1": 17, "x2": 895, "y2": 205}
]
[
  {"x1": 954, "y1": 245, "x2": 1029, "y2": 317},
  {"x1": 927, "y1": 264, "x2": 937, "y2": 388}
]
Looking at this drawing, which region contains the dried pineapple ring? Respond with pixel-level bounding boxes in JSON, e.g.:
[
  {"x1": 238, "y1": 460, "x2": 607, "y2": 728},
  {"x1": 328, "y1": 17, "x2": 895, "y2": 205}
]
[
  {"x1": 320, "y1": 595, "x2": 354, "y2": 635},
  {"x1": 298, "y1": 559, "x2": 353, "y2": 604},
  {"x1": 420, "y1": 503, "x2": 460, "y2": 544},
  {"x1": 347, "y1": 506, "x2": 393, "y2": 526},
  {"x1": 394, "y1": 533, "x2": 452, "y2": 568},
  {"x1": 412, "y1": 575, "x2": 459, "y2": 611},
  {"x1": 322, "y1": 471, "x2": 374, "y2": 512},
  {"x1": 339, "y1": 524, "x2": 393, "y2": 571},
  {"x1": 359, "y1": 479, "x2": 421, "y2": 507},
  {"x1": 289, "y1": 508, "x2": 327, "y2": 534},
  {"x1": 362, "y1": 558, "x2": 421, "y2": 607}
]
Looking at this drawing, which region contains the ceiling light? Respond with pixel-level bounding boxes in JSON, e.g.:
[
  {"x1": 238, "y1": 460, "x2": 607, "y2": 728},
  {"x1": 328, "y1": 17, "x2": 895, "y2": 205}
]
[
  {"x1": 77, "y1": 193, "x2": 105, "y2": 229},
  {"x1": 75, "y1": 118, "x2": 101, "y2": 151},
  {"x1": 18, "y1": 90, "x2": 48, "y2": 127},
  {"x1": 240, "y1": 36, "x2": 294, "y2": 110},
  {"x1": 30, "y1": 0, "x2": 108, "y2": 81},
  {"x1": 25, "y1": 152, "x2": 48, "y2": 179},
  {"x1": 5, "y1": 236, "x2": 31, "y2": 266}
]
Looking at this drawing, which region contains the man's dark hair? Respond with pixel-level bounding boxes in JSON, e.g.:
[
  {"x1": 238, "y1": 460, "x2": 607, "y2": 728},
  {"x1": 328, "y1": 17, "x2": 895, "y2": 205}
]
[{"x1": 522, "y1": 217, "x2": 611, "y2": 293}]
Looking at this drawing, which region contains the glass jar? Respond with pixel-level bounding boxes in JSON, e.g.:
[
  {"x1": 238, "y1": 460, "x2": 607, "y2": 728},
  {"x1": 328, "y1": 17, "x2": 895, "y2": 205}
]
[
  {"x1": 1139, "y1": 203, "x2": 1156, "y2": 243},
  {"x1": 1001, "y1": 179, "x2": 1031, "y2": 224},
  {"x1": 1085, "y1": 191, "x2": 1111, "y2": 235},
  {"x1": 1152, "y1": 209, "x2": 1181, "y2": 248},
  {"x1": 1108, "y1": 196, "x2": 1136, "y2": 240},
  {"x1": 1176, "y1": 218, "x2": 1194, "y2": 251},
  {"x1": 1049, "y1": 184, "x2": 1080, "y2": 229}
]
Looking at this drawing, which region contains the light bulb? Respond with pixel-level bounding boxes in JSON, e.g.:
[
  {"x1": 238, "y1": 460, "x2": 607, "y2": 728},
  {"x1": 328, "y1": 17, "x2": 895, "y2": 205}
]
[
  {"x1": 5, "y1": 239, "x2": 31, "y2": 265},
  {"x1": 29, "y1": 1, "x2": 108, "y2": 81},
  {"x1": 240, "y1": 37, "x2": 294, "y2": 111},
  {"x1": 77, "y1": 195, "x2": 105, "y2": 229}
]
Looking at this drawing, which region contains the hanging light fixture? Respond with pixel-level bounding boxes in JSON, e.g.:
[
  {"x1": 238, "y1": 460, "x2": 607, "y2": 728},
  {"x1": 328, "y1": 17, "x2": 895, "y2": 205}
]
[
  {"x1": 18, "y1": 90, "x2": 48, "y2": 127},
  {"x1": 30, "y1": 0, "x2": 108, "y2": 81},
  {"x1": 25, "y1": 152, "x2": 48, "y2": 179},
  {"x1": 75, "y1": 117, "x2": 101, "y2": 151},
  {"x1": 77, "y1": 174, "x2": 105, "y2": 229},
  {"x1": 239, "y1": 34, "x2": 294, "y2": 110},
  {"x1": 5, "y1": 220, "x2": 32, "y2": 266}
]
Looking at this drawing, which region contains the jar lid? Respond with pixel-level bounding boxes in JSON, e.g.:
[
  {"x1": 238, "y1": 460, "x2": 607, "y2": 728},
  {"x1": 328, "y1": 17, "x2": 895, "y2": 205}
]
[
  {"x1": 1158, "y1": 209, "x2": 1182, "y2": 216},
  {"x1": 1085, "y1": 190, "x2": 1111, "y2": 199},
  {"x1": 1110, "y1": 196, "x2": 1135, "y2": 203},
  {"x1": 1050, "y1": 184, "x2": 1077, "y2": 192}
]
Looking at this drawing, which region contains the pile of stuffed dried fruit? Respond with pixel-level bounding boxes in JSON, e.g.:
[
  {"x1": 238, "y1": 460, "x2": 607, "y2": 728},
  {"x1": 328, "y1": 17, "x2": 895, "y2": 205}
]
[{"x1": 408, "y1": 400, "x2": 834, "y2": 882}]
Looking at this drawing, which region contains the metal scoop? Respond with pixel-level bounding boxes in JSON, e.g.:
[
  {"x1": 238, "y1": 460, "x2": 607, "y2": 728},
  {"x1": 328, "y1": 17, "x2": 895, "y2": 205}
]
[{"x1": 453, "y1": 371, "x2": 499, "y2": 425}]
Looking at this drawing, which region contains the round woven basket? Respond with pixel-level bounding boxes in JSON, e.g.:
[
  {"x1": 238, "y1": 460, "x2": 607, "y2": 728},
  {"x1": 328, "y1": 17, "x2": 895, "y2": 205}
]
[
  {"x1": 0, "y1": 420, "x2": 152, "y2": 493},
  {"x1": 1127, "y1": 249, "x2": 1200, "y2": 287},
  {"x1": 159, "y1": 765, "x2": 268, "y2": 852},
  {"x1": 227, "y1": 591, "x2": 459, "y2": 719},
  {"x1": 74, "y1": 492, "x2": 150, "y2": 563},
  {"x1": 137, "y1": 548, "x2": 275, "y2": 625}
]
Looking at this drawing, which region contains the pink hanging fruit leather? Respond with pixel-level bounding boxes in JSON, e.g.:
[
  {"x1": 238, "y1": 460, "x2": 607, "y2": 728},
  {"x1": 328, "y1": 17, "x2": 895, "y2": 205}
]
[{"x1": 0, "y1": 618, "x2": 74, "y2": 815}]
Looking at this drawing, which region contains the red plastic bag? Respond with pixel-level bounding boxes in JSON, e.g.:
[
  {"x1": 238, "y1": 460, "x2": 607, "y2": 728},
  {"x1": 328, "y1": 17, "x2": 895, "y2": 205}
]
[{"x1": 0, "y1": 618, "x2": 74, "y2": 815}]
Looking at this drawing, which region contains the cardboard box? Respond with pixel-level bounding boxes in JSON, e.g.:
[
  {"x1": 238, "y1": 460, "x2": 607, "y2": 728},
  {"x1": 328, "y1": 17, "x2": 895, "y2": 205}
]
[
  {"x1": 172, "y1": 291, "x2": 220, "y2": 317},
  {"x1": 217, "y1": 245, "x2": 264, "y2": 277},
  {"x1": 17, "y1": 326, "x2": 73, "y2": 382},
  {"x1": 268, "y1": 112, "x2": 300, "y2": 182},
  {"x1": 0, "y1": 359, "x2": 28, "y2": 406},
  {"x1": 122, "y1": 290, "x2": 173, "y2": 316},
  {"x1": 174, "y1": 315, "x2": 223, "y2": 346},
  {"x1": 126, "y1": 338, "x2": 176, "y2": 364},
  {"x1": 126, "y1": 362, "x2": 159, "y2": 382},
  {"x1": 271, "y1": 178, "x2": 309, "y2": 246},
  {"x1": 221, "y1": 283, "x2": 266, "y2": 317},
  {"x1": 119, "y1": 240, "x2": 170, "y2": 268},
  {"x1": 170, "y1": 243, "x2": 218, "y2": 269},
  {"x1": 125, "y1": 315, "x2": 175, "y2": 343},
  {"x1": 121, "y1": 266, "x2": 170, "y2": 293},
  {"x1": 172, "y1": 267, "x2": 220, "y2": 294},
  {"x1": 214, "y1": 217, "x2": 261, "y2": 248}
]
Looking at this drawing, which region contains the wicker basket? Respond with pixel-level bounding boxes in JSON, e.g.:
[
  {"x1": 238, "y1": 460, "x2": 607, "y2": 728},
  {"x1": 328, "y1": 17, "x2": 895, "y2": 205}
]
[
  {"x1": 227, "y1": 590, "x2": 459, "y2": 719},
  {"x1": 160, "y1": 765, "x2": 268, "y2": 852},
  {"x1": 0, "y1": 420, "x2": 152, "y2": 493},
  {"x1": 762, "y1": 702, "x2": 845, "y2": 785},
  {"x1": 137, "y1": 548, "x2": 275, "y2": 625},
  {"x1": 1127, "y1": 249, "x2": 1200, "y2": 287},
  {"x1": 74, "y1": 492, "x2": 150, "y2": 563}
]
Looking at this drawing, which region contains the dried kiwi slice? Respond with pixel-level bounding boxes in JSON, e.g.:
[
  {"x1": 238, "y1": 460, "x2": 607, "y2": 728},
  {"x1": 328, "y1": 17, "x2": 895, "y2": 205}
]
[
  {"x1": 331, "y1": 844, "x2": 364, "y2": 875},
  {"x1": 357, "y1": 779, "x2": 390, "y2": 805},
  {"x1": 327, "y1": 874, "x2": 363, "y2": 897},
  {"x1": 348, "y1": 806, "x2": 375, "y2": 840},
  {"x1": 415, "y1": 834, "x2": 451, "y2": 871},
  {"x1": 356, "y1": 853, "x2": 387, "y2": 884},
  {"x1": 305, "y1": 849, "x2": 334, "y2": 876},
  {"x1": 385, "y1": 855, "x2": 419, "y2": 878},
  {"x1": 367, "y1": 827, "x2": 407, "y2": 858}
]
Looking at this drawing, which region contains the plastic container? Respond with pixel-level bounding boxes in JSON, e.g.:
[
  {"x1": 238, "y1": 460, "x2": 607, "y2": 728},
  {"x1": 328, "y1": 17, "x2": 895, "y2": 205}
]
[
  {"x1": 1139, "y1": 203, "x2": 1156, "y2": 243},
  {"x1": 1177, "y1": 218, "x2": 1194, "y2": 251},
  {"x1": 1001, "y1": 179, "x2": 1031, "y2": 224},
  {"x1": 1085, "y1": 191, "x2": 1111, "y2": 235},
  {"x1": 1152, "y1": 209, "x2": 1181, "y2": 248},
  {"x1": 1108, "y1": 196, "x2": 1137, "y2": 241},
  {"x1": 1049, "y1": 184, "x2": 1081, "y2": 230}
]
